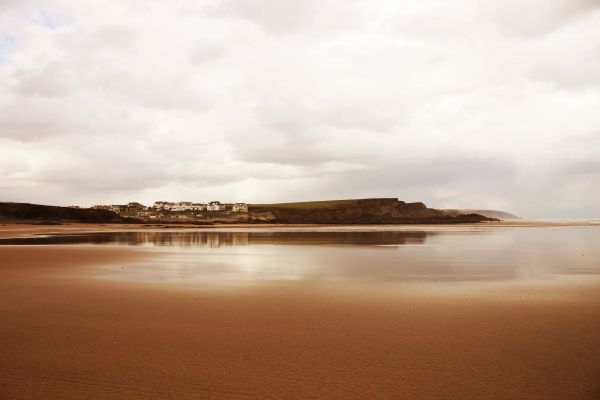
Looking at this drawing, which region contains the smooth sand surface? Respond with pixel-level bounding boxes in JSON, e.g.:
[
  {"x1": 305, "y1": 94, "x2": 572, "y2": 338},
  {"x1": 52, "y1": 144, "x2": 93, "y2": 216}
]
[
  {"x1": 2, "y1": 219, "x2": 600, "y2": 239},
  {"x1": 1, "y1": 244, "x2": 600, "y2": 399},
  {"x1": 0, "y1": 223, "x2": 149, "y2": 239}
]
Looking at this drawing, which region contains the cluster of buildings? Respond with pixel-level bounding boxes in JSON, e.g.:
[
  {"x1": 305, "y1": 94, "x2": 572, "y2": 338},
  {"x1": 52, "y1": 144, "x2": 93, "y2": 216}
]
[{"x1": 92, "y1": 201, "x2": 248, "y2": 220}]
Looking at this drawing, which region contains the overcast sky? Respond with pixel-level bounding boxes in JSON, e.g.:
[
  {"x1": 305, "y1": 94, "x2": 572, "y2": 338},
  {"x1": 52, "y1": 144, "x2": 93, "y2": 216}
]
[{"x1": 1, "y1": 0, "x2": 599, "y2": 218}]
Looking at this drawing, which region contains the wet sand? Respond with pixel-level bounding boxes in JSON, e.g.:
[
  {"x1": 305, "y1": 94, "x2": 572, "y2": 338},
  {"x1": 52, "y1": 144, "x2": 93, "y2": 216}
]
[
  {"x1": 2, "y1": 219, "x2": 600, "y2": 239},
  {"x1": 1, "y1": 243, "x2": 600, "y2": 399}
]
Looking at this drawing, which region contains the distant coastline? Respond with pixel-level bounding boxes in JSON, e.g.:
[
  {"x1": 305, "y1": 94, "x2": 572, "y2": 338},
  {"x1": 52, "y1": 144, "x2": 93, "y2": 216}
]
[
  {"x1": 442, "y1": 209, "x2": 521, "y2": 220},
  {"x1": 0, "y1": 199, "x2": 505, "y2": 225}
]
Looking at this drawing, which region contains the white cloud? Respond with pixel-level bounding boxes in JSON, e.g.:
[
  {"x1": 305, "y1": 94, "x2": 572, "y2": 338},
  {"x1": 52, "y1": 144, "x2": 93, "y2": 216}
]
[{"x1": 0, "y1": 0, "x2": 599, "y2": 218}]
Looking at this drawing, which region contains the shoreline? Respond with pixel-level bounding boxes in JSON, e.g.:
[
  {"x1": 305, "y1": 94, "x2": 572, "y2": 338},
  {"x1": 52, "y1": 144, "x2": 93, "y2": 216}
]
[{"x1": 2, "y1": 219, "x2": 600, "y2": 240}]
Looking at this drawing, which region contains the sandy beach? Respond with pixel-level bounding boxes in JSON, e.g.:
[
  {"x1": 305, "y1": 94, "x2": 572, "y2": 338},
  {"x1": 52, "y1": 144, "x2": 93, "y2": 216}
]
[{"x1": 1, "y1": 224, "x2": 600, "y2": 399}]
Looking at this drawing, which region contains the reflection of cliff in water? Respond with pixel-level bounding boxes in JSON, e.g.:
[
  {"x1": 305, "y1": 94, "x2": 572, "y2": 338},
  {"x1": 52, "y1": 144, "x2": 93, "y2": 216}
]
[{"x1": 0, "y1": 231, "x2": 431, "y2": 247}]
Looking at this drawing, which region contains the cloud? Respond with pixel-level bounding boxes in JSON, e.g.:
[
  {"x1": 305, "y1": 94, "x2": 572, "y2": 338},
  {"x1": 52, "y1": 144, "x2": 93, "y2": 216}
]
[
  {"x1": 213, "y1": 0, "x2": 319, "y2": 34},
  {"x1": 484, "y1": 0, "x2": 600, "y2": 37},
  {"x1": 0, "y1": 0, "x2": 599, "y2": 218}
]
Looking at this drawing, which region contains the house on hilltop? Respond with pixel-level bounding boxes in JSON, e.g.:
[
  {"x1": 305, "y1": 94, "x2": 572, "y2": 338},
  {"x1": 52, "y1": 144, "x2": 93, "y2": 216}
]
[
  {"x1": 153, "y1": 201, "x2": 174, "y2": 210},
  {"x1": 207, "y1": 201, "x2": 225, "y2": 211},
  {"x1": 189, "y1": 203, "x2": 206, "y2": 211},
  {"x1": 232, "y1": 203, "x2": 248, "y2": 213}
]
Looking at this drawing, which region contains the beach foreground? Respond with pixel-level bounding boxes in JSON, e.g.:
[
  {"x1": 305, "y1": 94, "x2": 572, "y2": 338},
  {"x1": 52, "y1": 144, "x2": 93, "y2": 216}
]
[{"x1": 1, "y1": 225, "x2": 600, "y2": 399}]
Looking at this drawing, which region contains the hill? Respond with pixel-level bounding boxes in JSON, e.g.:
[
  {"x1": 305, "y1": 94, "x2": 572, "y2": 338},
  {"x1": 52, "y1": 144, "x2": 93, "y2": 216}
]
[
  {"x1": 0, "y1": 202, "x2": 136, "y2": 224},
  {"x1": 0, "y1": 200, "x2": 499, "y2": 225},
  {"x1": 249, "y1": 198, "x2": 496, "y2": 224}
]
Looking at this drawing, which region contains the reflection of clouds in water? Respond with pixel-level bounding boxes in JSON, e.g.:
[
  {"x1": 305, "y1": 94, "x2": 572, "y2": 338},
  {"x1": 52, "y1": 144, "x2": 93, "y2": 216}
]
[
  {"x1": 3, "y1": 228, "x2": 600, "y2": 285},
  {"x1": 89, "y1": 228, "x2": 600, "y2": 285},
  {"x1": 0, "y1": 230, "x2": 432, "y2": 247},
  {"x1": 104, "y1": 246, "x2": 312, "y2": 283}
]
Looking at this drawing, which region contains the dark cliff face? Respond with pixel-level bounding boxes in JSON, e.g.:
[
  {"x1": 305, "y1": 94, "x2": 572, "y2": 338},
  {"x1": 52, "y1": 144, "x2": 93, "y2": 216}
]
[{"x1": 248, "y1": 199, "x2": 496, "y2": 224}]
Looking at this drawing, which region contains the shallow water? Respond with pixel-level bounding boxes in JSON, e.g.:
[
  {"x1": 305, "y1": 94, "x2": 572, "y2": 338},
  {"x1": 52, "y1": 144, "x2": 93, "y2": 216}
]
[{"x1": 3, "y1": 226, "x2": 600, "y2": 285}]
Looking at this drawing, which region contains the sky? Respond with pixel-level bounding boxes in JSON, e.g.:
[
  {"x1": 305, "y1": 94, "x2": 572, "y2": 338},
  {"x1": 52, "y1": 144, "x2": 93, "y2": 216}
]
[{"x1": 1, "y1": 0, "x2": 599, "y2": 218}]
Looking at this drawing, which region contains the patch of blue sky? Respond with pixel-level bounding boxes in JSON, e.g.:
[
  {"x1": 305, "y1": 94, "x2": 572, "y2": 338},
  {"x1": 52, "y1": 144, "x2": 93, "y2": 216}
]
[
  {"x1": 0, "y1": 35, "x2": 17, "y2": 65},
  {"x1": 40, "y1": 8, "x2": 59, "y2": 29},
  {"x1": 30, "y1": 7, "x2": 72, "y2": 30}
]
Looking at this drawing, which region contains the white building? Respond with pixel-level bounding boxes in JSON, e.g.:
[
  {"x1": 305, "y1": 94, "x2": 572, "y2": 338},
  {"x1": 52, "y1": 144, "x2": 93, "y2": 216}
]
[
  {"x1": 189, "y1": 203, "x2": 206, "y2": 211},
  {"x1": 153, "y1": 200, "x2": 229, "y2": 212},
  {"x1": 207, "y1": 201, "x2": 225, "y2": 211},
  {"x1": 168, "y1": 202, "x2": 206, "y2": 211},
  {"x1": 232, "y1": 203, "x2": 248, "y2": 213},
  {"x1": 153, "y1": 201, "x2": 174, "y2": 210},
  {"x1": 109, "y1": 205, "x2": 123, "y2": 213}
]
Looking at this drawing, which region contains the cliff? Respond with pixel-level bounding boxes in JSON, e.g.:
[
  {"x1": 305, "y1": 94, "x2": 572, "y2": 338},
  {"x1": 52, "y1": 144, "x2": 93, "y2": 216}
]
[
  {"x1": 248, "y1": 199, "x2": 496, "y2": 224},
  {"x1": 0, "y1": 199, "x2": 499, "y2": 225},
  {"x1": 0, "y1": 202, "x2": 136, "y2": 223}
]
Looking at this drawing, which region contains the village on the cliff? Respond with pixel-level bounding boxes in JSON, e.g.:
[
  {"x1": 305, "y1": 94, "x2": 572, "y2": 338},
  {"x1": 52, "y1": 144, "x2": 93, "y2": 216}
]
[{"x1": 91, "y1": 201, "x2": 248, "y2": 220}]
